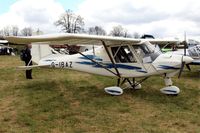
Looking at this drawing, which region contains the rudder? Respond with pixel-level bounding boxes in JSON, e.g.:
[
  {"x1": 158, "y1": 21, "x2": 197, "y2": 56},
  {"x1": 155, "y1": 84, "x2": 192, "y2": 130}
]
[{"x1": 31, "y1": 43, "x2": 57, "y2": 64}]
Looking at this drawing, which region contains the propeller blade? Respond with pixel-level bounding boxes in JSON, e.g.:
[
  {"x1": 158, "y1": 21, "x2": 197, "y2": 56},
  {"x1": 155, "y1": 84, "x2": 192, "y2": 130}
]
[
  {"x1": 178, "y1": 62, "x2": 185, "y2": 78},
  {"x1": 184, "y1": 41, "x2": 187, "y2": 56},
  {"x1": 184, "y1": 32, "x2": 187, "y2": 56},
  {"x1": 186, "y1": 64, "x2": 191, "y2": 71}
]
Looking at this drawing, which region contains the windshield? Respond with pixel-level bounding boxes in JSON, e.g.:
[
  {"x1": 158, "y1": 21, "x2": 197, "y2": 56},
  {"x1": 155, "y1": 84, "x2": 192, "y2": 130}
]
[{"x1": 132, "y1": 42, "x2": 161, "y2": 63}]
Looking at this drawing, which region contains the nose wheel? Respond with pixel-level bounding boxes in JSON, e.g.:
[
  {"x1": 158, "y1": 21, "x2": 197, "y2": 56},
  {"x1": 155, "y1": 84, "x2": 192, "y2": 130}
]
[{"x1": 160, "y1": 77, "x2": 180, "y2": 95}]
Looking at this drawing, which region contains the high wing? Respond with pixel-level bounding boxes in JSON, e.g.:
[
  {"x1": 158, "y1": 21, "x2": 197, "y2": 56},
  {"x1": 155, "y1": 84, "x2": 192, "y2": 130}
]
[
  {"x1": 4, "y1": 33, "x2": 141, "y2": 46},
  {"x1": 141, "y1": 39, "x2": 180, "y2": 45},
  {"x1": 4, "y1": 33, "x2": 179, "y2": 46}
]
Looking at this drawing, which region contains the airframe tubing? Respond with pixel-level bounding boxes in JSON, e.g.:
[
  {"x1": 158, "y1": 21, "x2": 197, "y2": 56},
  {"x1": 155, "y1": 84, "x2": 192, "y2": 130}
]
[
  {"x1": 101, "y1": 40, "x2": 121, "y2": 78},
  {"x1": 77, "y1": 51, "x2": 119, "y2": 77}
]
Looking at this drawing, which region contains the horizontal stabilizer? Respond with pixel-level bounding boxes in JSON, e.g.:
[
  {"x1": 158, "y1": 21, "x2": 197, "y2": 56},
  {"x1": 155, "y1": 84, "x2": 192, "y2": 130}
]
[{"x1": 16, "y1": 65, "x2": 50, "y2": 70}]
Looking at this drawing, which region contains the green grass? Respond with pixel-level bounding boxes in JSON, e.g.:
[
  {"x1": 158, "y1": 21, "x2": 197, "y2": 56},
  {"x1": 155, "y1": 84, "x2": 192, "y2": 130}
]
[{"x1": 0, "y1": 56, "x2": 200, "y2": 133}]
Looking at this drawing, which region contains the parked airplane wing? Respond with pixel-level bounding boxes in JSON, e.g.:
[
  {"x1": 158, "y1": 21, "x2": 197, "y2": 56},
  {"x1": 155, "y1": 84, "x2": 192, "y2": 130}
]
[
  {"x1": 4, "y1": 33, "x2": 141, "y2": 46},
  {"x1": 144, "y1": 39, "x2": 180, "y2": 45}
]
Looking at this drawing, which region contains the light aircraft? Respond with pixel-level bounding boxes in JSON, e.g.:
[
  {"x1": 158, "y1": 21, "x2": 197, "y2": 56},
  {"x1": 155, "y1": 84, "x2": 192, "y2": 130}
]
[
  {"x1": 155, "y1": 39, "x2": 200, "y2": 70},
  {"x1": 141, "y1": 35, "x2": 200, "y2": 70},
  {"x1": 4, "y1": 34, "x2": 194, "y2": 96},
  {"x1": 164, "y1": 42, "x2": 200, "y2": 67},
  {"x1": 0, "y1": 40, "x2": 15, "y2": 55}
]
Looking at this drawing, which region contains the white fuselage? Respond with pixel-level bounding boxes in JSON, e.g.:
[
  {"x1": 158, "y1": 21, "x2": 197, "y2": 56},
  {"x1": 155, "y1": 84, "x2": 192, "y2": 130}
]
[{"x1": 37, "y1": 46, "x2": 189, "y2": 78}]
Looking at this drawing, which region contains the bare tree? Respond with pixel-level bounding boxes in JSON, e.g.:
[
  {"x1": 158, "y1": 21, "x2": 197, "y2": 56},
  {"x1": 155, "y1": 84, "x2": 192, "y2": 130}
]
[
  {"x1": 3, "y1": 26, "x2": 11, "y2": 36},
  {"x1": 123, "y1": 29, "x2": 132, "y2": 38},
  {"x1": 37, "y1": 28, "x2": 44, "y2": 35},
  {"x1": 11, "y1": 26, "x2": 19, "y2": 36},
  {"x1": 88, "y1": 26, "x2": 106, "y2": 35},
  {"x1": 133, "y1": 32, "x2": 140, "y2": 39},
  {"x1": 21, "y1": 27, "x2": 33, "y2": 36},
  {"x1": 110, "y1": 25, "x2": 133, "y2": 38},
  {"x1": 55, "y1": 9, "x2": 84, "y2": 33},
  {"x1": 110, "y1": 25, "x2": 126, "y2": 37},
  {"x1": 0, "y1": 30, "x2": 3, "y2": 36}
]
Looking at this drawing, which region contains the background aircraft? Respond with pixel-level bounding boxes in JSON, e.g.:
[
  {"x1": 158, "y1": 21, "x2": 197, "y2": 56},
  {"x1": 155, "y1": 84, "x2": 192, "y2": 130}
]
[
  {"x1": 164, "y1": 42, "x2": 200, "y2": 67},
  {"x1": 0, "y1": 40, "x2": 15, "y2": 55},
  {"x1": 141, "y1": 34, "x2": 200, "y2": 70}
]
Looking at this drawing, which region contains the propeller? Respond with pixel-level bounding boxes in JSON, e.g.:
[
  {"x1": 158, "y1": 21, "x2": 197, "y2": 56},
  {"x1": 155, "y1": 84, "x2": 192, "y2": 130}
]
[
  {"x1": 183, "y1": 32, "x2": 191, "y2": 71},
  {"x1": 184, "y1": 32, "x2": 187, "y2": 56},
  {"x1": 178, "y1": 32, "x2": 191, "y2": 78},
  {"x1": 186, "y1": 64, "x2": 191, "y2": 71},
  {"x1": 178, "y1": 56, "x2": 185, "y2": 78}
]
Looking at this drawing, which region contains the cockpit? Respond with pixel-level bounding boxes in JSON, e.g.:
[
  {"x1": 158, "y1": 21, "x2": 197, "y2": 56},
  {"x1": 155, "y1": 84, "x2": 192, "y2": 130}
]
[
  {"x1": 111, "y1": 41, "x2": 161, "y2": 63},
  {"x1": 111, "y1": 45, "x2": 136, "y2": 63}
]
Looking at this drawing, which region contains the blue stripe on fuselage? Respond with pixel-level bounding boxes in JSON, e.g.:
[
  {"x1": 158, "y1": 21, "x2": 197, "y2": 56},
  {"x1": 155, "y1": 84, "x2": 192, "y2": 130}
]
[
  {"x1": 76, "y1": 61, "x2": 147, "y2": 73},
  {"x1": 79, "y1": 55, "x2": 103, "y2": 61},
  {"x1": 158, "y1": 65, "x2": 180, "y2": 70},
  {"x1": 190, "y1": 61, "x2": 200, "y2": 65}
]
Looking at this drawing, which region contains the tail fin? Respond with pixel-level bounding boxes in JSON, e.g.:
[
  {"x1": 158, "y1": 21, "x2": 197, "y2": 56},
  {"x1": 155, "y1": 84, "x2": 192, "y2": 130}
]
[{"x1": 31, "y1": 43, "x2": 58, "y2": 64}]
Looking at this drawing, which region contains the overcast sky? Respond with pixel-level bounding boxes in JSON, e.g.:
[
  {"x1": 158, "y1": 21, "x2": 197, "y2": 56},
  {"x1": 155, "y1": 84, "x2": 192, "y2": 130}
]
[{"x1": 0, "y1": 0, "x2": 200, "y2": 39}]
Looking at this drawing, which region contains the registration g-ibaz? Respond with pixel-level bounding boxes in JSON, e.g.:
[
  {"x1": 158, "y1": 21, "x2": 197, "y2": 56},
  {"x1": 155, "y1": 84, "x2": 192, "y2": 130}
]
[{"x1": 5, "y1": 34, "x2": 193, "y2": 96}]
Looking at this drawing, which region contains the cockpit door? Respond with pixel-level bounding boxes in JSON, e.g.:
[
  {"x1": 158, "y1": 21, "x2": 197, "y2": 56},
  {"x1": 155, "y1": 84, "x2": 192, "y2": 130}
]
[
  {"x1": 110, "y1": 45, "x2": 153, "y2": 77},
  {"x1": 131, "y1": 42, "x2": 159, "y2": 73}
]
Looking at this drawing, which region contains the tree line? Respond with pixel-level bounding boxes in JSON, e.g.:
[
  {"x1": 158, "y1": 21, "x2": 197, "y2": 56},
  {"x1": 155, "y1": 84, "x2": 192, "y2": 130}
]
[
  {"x1": 0, "y1": 9, "x2": 141, "y2": 38},
  {"x1": 0, "y1": 26, "x2": 34, "y2": 36}
]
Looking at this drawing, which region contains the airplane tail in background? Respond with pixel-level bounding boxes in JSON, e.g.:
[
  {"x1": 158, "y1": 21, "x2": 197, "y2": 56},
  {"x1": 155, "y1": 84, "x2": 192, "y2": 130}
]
[{"x1": 31, "y1": 43, "x2": 58, "y2": 64}]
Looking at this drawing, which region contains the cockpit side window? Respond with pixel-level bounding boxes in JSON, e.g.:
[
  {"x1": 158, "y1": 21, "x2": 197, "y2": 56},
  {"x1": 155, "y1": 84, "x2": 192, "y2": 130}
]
[
  {"x1": 140, "y1": 44, "x2": 152, "y2": 54},
  {"x1": 111, "y1": 46, "x2": 136, "y2": 63},
  {"x1": 132, "y1": 45, "x2": 145, "y2": 58},
  {"x1": 132, "y1": 44, "x2": 152, "y2": 63},
  {"x1": 132, "y1": 42, "x2": 161, "y2": 63}
]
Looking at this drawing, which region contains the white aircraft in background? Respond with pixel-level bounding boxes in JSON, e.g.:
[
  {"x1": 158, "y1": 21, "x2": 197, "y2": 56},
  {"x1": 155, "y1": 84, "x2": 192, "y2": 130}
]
[
  {"x1": 141, "y1": 35, "x2": 200, "y2": 71},
  {"x1": 0, "y1": 40, "x2": 15, "y2": 55},
  {"x1": 166, "y1": 43, "x2": 200, "y2": 66},
  {"x1": 156, "y1": 41, "x2": 200, "y2": 71},
  {"x1": 4, "y1": 34, "x2": 193, "y2": 96}
]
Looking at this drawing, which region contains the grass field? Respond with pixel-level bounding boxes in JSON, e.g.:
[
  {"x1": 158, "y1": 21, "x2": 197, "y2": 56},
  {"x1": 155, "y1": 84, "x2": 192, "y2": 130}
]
[{"x1": 0, "y1": 56, "x2": 200, "y2": 133}]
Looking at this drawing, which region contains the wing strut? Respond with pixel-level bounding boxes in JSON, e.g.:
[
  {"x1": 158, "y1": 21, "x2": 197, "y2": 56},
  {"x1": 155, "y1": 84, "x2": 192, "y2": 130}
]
[
  {"x1": 101, "y1": 40, "x2": 121, "y2": 78},
  {"x1": 77, "y1": 51, "x2": 119, "y2": 77}
]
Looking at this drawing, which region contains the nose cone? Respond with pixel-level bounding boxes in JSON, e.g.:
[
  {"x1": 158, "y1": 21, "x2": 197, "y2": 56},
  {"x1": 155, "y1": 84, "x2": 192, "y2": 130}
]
[{"x1": 182, "y1": 56, "x2": 193, "y2": 64}]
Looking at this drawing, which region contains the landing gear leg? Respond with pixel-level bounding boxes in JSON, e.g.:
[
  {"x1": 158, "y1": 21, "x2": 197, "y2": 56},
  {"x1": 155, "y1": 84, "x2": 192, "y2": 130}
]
[
  {"x1": 121, "y1": 77, "x2": 148, "y2": 90},
  {"x1": 117, "y1": 78, "x2": 121, "y2": 86},
  {"x1": 164, "y1": 77, "x2": 173, "y2": 86},
  {"x1": 104, "y1": 77, "x2": 148, "y2": 96}
]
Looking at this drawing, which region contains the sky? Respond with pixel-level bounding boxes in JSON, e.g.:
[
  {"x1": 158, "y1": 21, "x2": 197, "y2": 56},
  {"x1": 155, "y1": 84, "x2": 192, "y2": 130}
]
[{"x1": 0, "y1": 0, "x2": 200, "y2": 40}]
